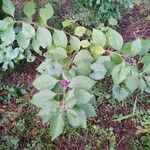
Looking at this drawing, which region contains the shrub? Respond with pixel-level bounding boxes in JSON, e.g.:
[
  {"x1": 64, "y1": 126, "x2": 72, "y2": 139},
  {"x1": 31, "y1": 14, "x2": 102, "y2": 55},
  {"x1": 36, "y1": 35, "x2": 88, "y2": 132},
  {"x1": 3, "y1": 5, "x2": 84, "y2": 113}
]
[{"x1": 31, "y1": 24, "x2": 150, "y2": 139}]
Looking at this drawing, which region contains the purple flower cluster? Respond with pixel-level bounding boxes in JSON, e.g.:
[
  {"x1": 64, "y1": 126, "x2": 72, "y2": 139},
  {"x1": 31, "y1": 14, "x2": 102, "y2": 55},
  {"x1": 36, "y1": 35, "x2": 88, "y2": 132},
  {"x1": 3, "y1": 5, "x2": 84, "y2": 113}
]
[{"x1": 60, "y1": 79, "x2": 70, "y2": 90}]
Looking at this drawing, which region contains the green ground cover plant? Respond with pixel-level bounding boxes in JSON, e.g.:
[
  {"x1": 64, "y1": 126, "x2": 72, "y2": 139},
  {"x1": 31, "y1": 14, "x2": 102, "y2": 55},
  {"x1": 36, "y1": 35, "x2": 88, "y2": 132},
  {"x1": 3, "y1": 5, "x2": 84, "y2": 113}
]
[
  {"x1": 0, "y1": 0, "x2": 150, "y2": 143},
  {"x1": 72, "y1": 0, "x2": 140, "y2": 26}
]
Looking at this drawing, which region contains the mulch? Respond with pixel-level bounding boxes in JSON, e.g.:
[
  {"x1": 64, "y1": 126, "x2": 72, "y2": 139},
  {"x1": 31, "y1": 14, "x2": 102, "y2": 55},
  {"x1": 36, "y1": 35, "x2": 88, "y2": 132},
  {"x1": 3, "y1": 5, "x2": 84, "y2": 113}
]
[{"x1": 118, "y1": 4, "x2": 150, "y2": 41}]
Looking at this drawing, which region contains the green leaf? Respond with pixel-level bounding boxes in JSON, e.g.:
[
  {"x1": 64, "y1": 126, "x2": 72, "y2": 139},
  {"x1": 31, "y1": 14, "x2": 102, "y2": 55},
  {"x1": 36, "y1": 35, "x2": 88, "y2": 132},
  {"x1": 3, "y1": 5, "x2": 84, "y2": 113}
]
[
  {"x1": 145, "y1": 87, "x2": 150, "y2": 93},
  {"x1": 65, "y1": 90, "x2": 76, "y2": 108},
  {"x1": 85, "y1": 29, "x2": 92, "y2": 36},
  {"x1": 92, "y1": 29, "x2": 106, "y2": 47},
  {"x1": 32, "y1": 74, "x2": 58, "y2": 90},
  {"x1": 70, "y1": 36, "x2": 80, "y2": 51},
  {"x1": 141, "y1": 55, "x2": 150, "y2": 65},
  {"x1": 66, "y1": 109, "x2": 79, "y2": 127},
  {"x1": 16, "y1": 31, "x2": 30, "y2": 49},
  {"x1": 62, "y1": 70, "x2": 73, "y2": 81},
  {"x1": 81, "y1": 40, "x2": 90, "y2": 48},
  {"x1": 96, "y1": 56, "x2": 111, "y2": 64},
  {"x1": 38, "y1": 105, "x2": 52, "y2": 123},
  {"x1": 107, "y1": 29, "x2": 123, "y2": 51},
  {"x1": 111, "y1": 62, "x2": 130, "y2": 84},
  {"x1": 76, "y1": 62, "x2": 91, "y2": 76},
  {"x1": 74, "y1": 89, "x2": 94, "y2": 105},
  {"x1": 141, "y1": 55, "x2": 150, "y2": 73},
  {"x1": 110, "y1": 54, "x2": 123, "y2": 64},
  {"x1": 90, "y1": 63, "x2": 107, "y2": 80},
  {"x1": 53, "y1": 47, "x2": 68, "y2": 60},
  {"x1": 2, "y1": 60, "x2": 14, "y2": 70},
  {"x1": 67, "y1": 108, "x2": 87, "y2": 128},
  {"x1": 5, "y1": 46, "x2": 19, "y2": 60},
  {"x1": 53, "y1": 30, "x2": 67, "y2": 47},
  {"x1": 0, "y1": 51, "x2": 4, "y2": 63},
  {"x1": 140, "y1": 39, "x2": 150, "y2": 55},
  {"x1": 91, "y1": 45, "x2": 105, "y2": 57},
  {"x1": 69, "y1": 76, "x2": 96, "y2": 90},
  {"x1": 26, "y1": 50, "x2": 36, "y2": 62},
  {"x1": 32, "y1": 27, "x2": 52, "y2": 50},
  {"x1": 131, "y1": 38, "x2": 142, "y2": 55},
  {"x1": 113, "y1": 84, "x2": 130, "y2": 101},
  {"x1": 62, "y1": 19, "x2": 75, "y2": 28},
  {"x1": 125, "y1": 74, "x2": 139, "y2": 92},
  {"x1": 37, "y1": 27, "x2": 52, "y2": 48},
  {"x1": 1, "y1": 25, "x2": 15, "y2": 46},
  {"x1": 39, "y1": 3, "x2": 54, "y2": 23},
  {"x1": 114, "y1": 114, "x2": 133, "y2": 122},
  {"x1": 121, "y1": 42, "x2": 132, "y2": 55},
  {"x1": 145, "y1": 76, "x2": 150, "y2": 87},
  {"x1": 90, "y1": 72, "x2": 104, "y2": 81},
  {"x1": 0, "y1": 19, "x2": 8, "y2": 30},
  {"x1": 47, "y1": 61, "x2": 62, "y2": 77},
  {"x1": 22, "y1": 23, "x2": 35, "y2": 38},
  {"x1": 32, "y1": 39, "x2": 41, "y2": 54},
  {"x1": 38, "y1": 101, "x2": 59, "y2": 124},
  {"x1": 69, "y1": 66, "x2": 76, "y2": 78},
  {"x1": 50, "y1": 113, "x2": 65, "y2": 141},
  {"x1": 37, "y1": 60, "x2": 62, "y2": 77},
  {"x1": 4, "y1": 16, "x2": 14, "y2": 24},
  {"x1": 139, "y1": 77, "x2": 146, "y2": 92},
  {"x1": 74, "y1": 26, "x2": 86, "y2": 37},
  {"x1": 108, "y1": 17, "x2": 118, "y2": 26},
  {"x1": 31, "y1": 90, "x2": 56, "y2": 108},
  {"x1": 80, "y1": 103, "x2": 97, "y2": 118},
  {"x1": 73, "y1": 50, "x2": 94, "y2": 65},
  {"x1": 36, "y1": 61, "x2": 48, "y2": 74},
  {"x1": 90, "y1": 63, "x2": 106, "y2": 72},
  {"x1": 23, "y1": 0, "x2": 36, "y2": 20},
  {"x1": 104, "y1": 61, "x2": 116, "y2": 74},
  {"x1": 2, "y1": 0, "x2": 15, "y2": 17}
]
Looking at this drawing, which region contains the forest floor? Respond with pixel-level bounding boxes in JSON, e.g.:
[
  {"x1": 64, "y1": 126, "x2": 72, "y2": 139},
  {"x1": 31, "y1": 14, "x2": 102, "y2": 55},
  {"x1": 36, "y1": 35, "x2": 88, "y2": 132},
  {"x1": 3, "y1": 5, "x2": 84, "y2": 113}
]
[{"x1": 0, "y1": 1, "x2": 150, "y2": 150}]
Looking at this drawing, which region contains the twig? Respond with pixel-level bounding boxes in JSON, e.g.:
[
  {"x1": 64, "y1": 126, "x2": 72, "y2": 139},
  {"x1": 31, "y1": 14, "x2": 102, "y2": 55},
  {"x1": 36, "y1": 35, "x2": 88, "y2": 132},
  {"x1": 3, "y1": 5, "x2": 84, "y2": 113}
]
[
  {"x1": 116, "y1": 136, "x2": 125, "y2": 147},
  {"x1": 105, "y1": 49, "x2": 138, "y2": 66}
]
